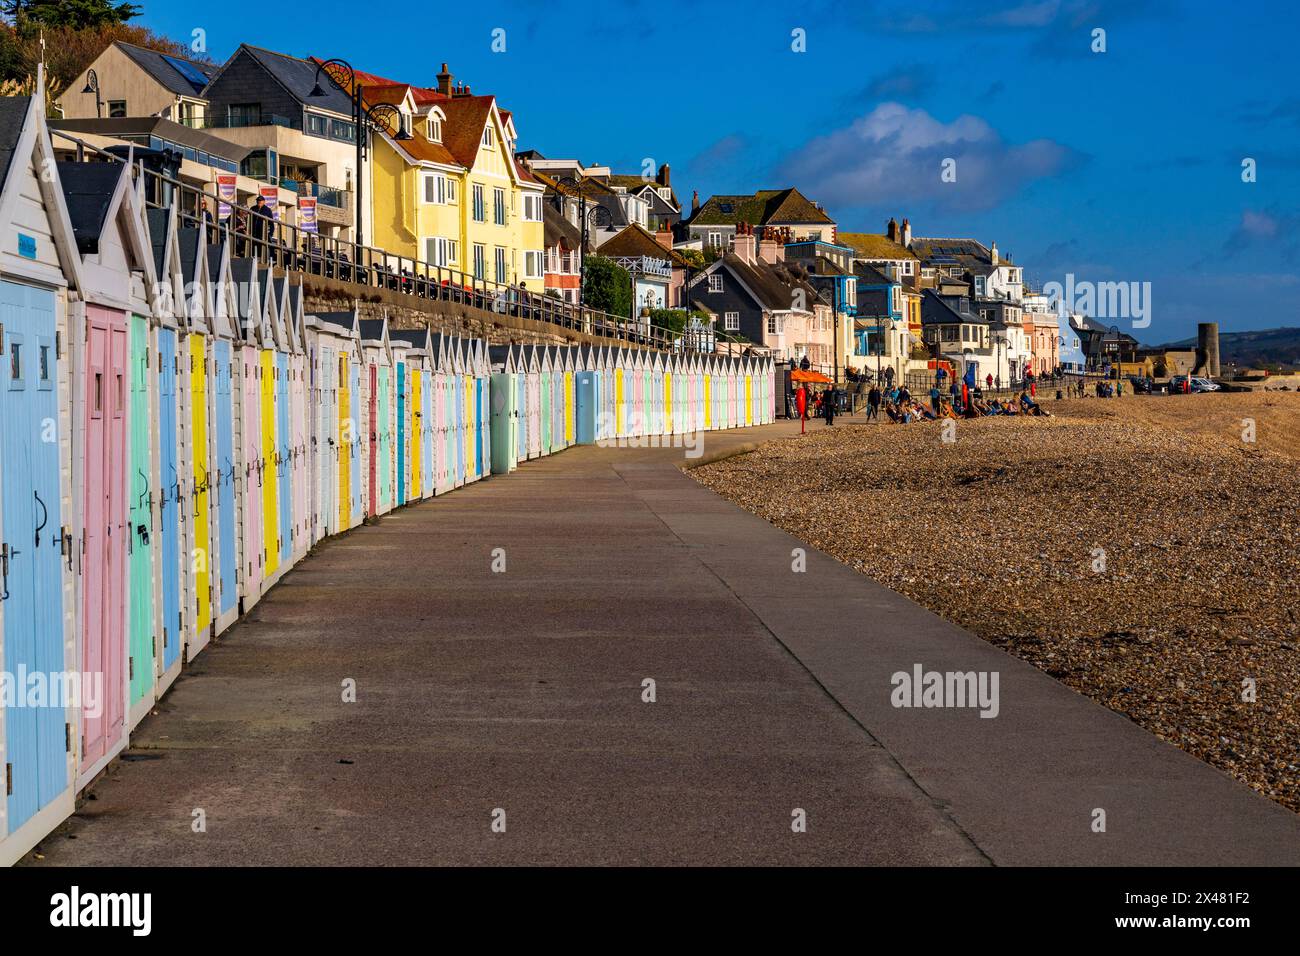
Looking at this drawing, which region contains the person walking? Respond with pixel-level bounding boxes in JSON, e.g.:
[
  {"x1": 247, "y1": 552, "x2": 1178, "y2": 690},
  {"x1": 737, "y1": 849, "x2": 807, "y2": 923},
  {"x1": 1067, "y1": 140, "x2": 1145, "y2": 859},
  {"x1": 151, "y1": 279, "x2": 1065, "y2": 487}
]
[
  {"x1": 867, "y1": 384, "x2": 881, "y2": 421},
  {"x1": 823, "y1": 388, "x2": 836, "y2": 426},
  {"x1": 929, "y1": 384, "x2": 941, "y2": 415},
  {"x1": 250, "y1": 195, "x2": 273, "y2": 260}
]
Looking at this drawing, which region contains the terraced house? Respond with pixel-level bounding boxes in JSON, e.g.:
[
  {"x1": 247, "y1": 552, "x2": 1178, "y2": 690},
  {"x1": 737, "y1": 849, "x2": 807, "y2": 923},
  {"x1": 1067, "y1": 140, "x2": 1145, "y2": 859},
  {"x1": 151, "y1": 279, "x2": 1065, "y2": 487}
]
[
  {"x1": 685, "y1": 187, "x2": 836, "y2": 252},
  {"x1": 340, "y1": 63, "x2": 546, "y2": 289}
]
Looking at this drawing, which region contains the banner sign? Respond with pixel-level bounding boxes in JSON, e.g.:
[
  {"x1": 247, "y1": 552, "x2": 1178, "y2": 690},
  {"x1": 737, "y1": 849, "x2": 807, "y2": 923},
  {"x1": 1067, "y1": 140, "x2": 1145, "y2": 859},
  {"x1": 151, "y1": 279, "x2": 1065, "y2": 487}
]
[
  {"x1": 260, "y1": 186, "x2": 280, "y2": 221},
  {"x1": 216, "y1": 174, "x2": 236, "y2": 220},
  {"x1": 298, "y1": 196, "x2": 318, "y2": 234}
]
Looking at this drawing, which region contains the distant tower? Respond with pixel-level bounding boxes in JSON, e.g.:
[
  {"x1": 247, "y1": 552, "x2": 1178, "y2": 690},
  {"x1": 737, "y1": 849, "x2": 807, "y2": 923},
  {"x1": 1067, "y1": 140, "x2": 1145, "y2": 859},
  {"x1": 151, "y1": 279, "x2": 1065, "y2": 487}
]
[{"x1": 1196, "y1": 322, "x2": 1220, "y2": 377}]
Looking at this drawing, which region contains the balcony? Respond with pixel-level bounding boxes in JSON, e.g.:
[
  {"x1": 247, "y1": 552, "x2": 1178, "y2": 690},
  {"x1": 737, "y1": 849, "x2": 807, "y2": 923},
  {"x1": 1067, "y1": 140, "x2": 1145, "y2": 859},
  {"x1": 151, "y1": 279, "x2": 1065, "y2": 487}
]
[
  {"x1": 194, "y1": 113, "x2": 297, "y2": 130},
  {"x1": 279, "y1": 179, "x2": 349, "y2": 210}
]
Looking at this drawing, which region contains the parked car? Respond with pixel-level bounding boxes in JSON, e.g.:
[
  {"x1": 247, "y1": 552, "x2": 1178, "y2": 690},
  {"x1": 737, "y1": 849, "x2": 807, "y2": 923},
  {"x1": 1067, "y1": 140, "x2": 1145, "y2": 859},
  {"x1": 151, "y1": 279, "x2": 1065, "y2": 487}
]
[{"x1": 1170, "y1": 375, "x2": 1220, "y2": 393}]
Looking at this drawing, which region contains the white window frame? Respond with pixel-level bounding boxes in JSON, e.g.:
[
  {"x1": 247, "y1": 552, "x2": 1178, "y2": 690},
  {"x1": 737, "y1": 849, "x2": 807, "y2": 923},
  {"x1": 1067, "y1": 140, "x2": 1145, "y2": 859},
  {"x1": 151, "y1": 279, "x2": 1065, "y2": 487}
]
[
  {"x1": 524, "y1": 250, "x2": 543, "y2": 280},
  {"x1": 724, "y1": 311, "x2": 740, "y2": 331},
  {"x1": 482, "y1": 125, "x2": 494, "y2": 148},
  {"x1": 708, "y1": 273, "x2": 723, "y2": 293}
]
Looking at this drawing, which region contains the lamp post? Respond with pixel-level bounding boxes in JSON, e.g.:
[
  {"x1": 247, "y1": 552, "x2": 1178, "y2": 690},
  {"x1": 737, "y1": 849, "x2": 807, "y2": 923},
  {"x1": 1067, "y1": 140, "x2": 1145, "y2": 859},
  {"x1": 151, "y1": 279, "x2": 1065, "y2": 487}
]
[
  {"x1": 310, "y1": 60, "x2": 412, "y2": 250},
  {"x1": 556, "y1": 176, "x2": 611, "y2": 311},
  {"x1": 993, "y1": 332, "x2": 1006, "y2": 391},
  {"x1": 82, "y1": 69, "x2": 102, "y2": 118}
]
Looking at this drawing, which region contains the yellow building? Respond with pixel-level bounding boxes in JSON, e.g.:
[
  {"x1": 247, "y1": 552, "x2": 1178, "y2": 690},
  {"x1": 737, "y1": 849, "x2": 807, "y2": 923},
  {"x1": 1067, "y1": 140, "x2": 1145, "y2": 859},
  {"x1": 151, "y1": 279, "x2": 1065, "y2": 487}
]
[{"x1": 353, "y1": 65, "x2": 545, "y2": 289}]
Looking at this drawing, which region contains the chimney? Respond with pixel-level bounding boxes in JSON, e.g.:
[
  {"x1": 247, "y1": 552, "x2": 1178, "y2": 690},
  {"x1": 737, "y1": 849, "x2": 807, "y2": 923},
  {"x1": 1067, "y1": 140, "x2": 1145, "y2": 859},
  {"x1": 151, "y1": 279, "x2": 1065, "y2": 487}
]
[
  {"x1": 462, "y1": 84, "x2": 471, "y2": 96},
  {"x1": 757, "y1": 228, "x2": 784, "y2": 264},
  {"x1": 436, "y1": 63, "x2": 453, "y2": 96},
  {"x1": 990, "y1": 241, "x2": 999, "y2": 266},
  {"x1": 691, "y1": 189, "x2": 700, "y2": 214},
  {"x1": 886, "y1": 217, "x2": 898, "y2": 242},
  {"x1": 734, "y1": 221, "x2": 757, "y2": 265},
  {"x1": 655, "y1": 227, "x2": 673, "y2": 252},
  {"x1": 901, "y1": 218, "x2": 911, "y2": 247},
  {"x1": 657, "y1": 163, "x2": 670, "y2": 187}
]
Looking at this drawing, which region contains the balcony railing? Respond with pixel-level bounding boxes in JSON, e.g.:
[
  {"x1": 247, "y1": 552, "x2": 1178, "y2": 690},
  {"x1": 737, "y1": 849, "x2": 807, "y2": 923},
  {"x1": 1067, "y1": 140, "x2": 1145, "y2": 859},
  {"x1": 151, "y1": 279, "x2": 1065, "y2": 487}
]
[
  {"x1": 193, "y1": 113, "x2": 297, "y2": 130},
  {"x1": 49, "y1": 128, "x2": 695, "y2": 354}
]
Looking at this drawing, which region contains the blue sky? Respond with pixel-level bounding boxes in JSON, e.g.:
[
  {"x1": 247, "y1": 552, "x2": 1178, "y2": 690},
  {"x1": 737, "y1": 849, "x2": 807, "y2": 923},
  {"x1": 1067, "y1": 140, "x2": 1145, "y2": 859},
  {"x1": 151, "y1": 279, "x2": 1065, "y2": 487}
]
[{"x1": 143, "y1": 0, "x2": 1298, "y2": 344}]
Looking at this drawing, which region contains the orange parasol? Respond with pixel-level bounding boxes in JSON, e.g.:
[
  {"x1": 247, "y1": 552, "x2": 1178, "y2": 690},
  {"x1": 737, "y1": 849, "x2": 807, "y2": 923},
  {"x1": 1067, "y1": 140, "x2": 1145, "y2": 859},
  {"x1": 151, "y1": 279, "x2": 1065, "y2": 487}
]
[{"x1": 790, "y1": 369, "x2": 832, "y2": 384}]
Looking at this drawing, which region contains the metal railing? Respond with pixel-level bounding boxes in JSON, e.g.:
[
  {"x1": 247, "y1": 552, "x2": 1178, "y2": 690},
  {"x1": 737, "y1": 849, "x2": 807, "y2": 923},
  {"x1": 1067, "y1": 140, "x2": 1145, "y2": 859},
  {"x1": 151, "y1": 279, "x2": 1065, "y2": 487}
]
[{"x1": 50, "y1": 128, "x2": 695, "y2": 352}]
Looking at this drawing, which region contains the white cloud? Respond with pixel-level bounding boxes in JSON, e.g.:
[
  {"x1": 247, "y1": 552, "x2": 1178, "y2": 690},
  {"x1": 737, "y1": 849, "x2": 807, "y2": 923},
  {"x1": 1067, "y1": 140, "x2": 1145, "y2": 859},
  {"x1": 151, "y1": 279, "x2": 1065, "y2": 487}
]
[{"x1": 777, "y1": 103, "x2": 1081, "y2": 212}]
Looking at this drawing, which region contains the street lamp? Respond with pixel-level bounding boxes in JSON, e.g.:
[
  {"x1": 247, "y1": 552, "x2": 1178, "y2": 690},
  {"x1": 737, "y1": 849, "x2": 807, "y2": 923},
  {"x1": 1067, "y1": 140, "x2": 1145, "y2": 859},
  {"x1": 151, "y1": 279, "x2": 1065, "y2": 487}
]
[
  {"x1": 310, "y1": 59, "x2": 411, "y2": 249},
  {"x1": 82, "y1": 69, "x2": 102, "y2": 119},
  {"x1": 993, "y1": 333, "x2": 1006, "y2": 391},
  {"x1": 556, "y1": 175, "x2": 611, "y2": 311}
]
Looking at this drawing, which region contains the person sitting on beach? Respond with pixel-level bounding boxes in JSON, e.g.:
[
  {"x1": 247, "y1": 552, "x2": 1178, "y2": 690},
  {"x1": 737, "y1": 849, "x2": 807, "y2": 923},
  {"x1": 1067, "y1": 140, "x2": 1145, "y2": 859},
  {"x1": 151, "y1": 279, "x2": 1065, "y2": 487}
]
[
  {"x1": 939, "y1": 399, "x2": 958, "y2": 420},
  {"x1": 1019, "y1": 390, "x2": 1052, "y2": 416},
  {"x1": 884, "y1": 402, "x2": 903, "y2": 423}
]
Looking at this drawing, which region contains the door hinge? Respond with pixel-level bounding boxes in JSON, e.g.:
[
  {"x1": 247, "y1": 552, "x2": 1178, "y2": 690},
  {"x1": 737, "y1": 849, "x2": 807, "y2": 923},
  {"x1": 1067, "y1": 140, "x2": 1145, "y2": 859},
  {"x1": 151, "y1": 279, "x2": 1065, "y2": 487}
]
[
  {"x1": 129, "y1": 656, "x2": 134, "y2": 680},
  {"x1": 65, "y1": 723, "x2": 72, "y2": 753},
  {"x1": 5, "y1": 762, "x2": 12, "y2": 795},
  {"x1": 163, "y1": 626, "x2": 168, "y2": 648}
]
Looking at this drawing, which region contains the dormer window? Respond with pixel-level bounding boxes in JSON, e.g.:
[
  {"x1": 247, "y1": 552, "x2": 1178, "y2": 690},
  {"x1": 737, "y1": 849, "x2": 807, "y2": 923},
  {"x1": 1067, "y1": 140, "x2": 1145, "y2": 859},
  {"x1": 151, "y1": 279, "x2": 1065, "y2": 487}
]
[
  {"x1": 481, "y1": 125, "x2": 494, "y2": 148},
  {"x1": 428, "y1": 116, "x2": 442, "y2": 142}
]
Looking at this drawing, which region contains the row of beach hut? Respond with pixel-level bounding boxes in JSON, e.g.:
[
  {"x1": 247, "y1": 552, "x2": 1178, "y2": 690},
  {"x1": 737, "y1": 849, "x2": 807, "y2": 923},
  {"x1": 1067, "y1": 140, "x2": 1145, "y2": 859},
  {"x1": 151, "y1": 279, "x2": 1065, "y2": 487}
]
[{"x1": 0, "y1": 96, "x2": 775, "y2": 865}]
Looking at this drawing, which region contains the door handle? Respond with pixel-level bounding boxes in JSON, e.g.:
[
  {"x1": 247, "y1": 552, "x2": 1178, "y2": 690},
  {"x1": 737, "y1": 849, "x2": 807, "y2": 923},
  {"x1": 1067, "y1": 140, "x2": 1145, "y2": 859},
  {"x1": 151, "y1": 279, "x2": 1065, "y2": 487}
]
[{"x1": 33, "y1": 491, "x2": 48, "y2": 549}]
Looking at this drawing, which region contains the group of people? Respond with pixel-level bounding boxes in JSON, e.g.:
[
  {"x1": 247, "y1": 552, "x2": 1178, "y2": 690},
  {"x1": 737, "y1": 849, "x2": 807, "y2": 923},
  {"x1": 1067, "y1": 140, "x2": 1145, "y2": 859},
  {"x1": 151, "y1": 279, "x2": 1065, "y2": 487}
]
[{"x1": 863, "y1": 382, "x2": 1051, "y2": 424}]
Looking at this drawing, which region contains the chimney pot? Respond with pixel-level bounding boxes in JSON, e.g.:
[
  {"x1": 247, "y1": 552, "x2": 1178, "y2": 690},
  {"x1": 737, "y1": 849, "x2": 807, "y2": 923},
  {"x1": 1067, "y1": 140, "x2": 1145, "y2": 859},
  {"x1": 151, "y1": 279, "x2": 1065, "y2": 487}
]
[{"x1": 886, "y1": 217, "x2": 898, "y2": 242}]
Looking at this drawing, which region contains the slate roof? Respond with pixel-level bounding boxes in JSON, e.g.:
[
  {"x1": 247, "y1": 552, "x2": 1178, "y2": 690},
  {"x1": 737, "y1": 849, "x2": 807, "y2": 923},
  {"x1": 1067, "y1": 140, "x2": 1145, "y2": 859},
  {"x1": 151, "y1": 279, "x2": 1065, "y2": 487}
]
[
  {"x1": 716, "y1": 253, "x2": 821, "y2": 312},
  {"x1": 238, "y1": 46, "x2": 354, "y2": 116},
  {"x1": 853, "y1": 262, "x2": 896, "y2": 286},
  {"x1": 921, "y1": 289, "x2": 985, "y2": 326},
  {"x1": 910, "y1": 237, "x2": 991, "y2": 262},
  {"x1": 358, "y1": 318, "x2": 387, "y2": 342},
  {"x1": 177, "y1": 227, "x2": 202, "y2": 284},
  {"x1": 690, "y1": 188, "x2": 833, "y2": 227},
  {"x1": 389, "y1": 328, "x2": 431, "y2": 348},
  {"x1": 56, "y1": 161, "x2": 124, "y2": 254},
  {"x1": 603, "y1": 173, "x2": 679, "y2": 208},
  {"x1": 117, "y1": 42, "x2": 215, "y2": 97},
  {"x1": 0, "y1": 96, "x2": 31, "y2": 198},
  {"x1": 206, "y1": 240, "x2": 226, "y2": 281},
  {"x1": 837, "y1": 231, "x2": 918, "y2": 260},
  {"x1": 146, "y1": 207, "x2": 169, "y2": 277}
]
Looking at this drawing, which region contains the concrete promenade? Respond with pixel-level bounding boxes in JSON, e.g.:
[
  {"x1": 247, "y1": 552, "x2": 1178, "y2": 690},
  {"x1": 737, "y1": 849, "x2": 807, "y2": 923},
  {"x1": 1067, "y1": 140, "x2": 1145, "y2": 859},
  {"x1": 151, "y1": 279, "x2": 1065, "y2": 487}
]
[{"x1": 26, "y1": 421, "x2": 1300, "y2": 865}]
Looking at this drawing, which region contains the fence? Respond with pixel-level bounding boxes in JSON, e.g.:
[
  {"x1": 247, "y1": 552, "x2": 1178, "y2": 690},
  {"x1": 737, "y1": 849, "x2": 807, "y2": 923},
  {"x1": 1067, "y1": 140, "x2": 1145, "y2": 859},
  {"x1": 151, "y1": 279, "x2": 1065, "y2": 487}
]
[{"x1": 50, "y1": 129, "x2": 698, "y2": 353}]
